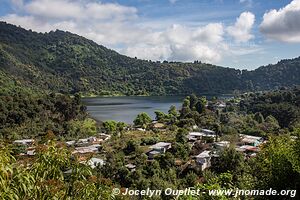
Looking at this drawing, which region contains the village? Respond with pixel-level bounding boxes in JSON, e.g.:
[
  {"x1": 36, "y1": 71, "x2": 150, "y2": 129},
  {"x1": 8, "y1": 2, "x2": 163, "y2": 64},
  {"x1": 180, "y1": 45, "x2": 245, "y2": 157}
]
[{"x1": 12, "y1": 123, "x2": 265, "y2": 173}]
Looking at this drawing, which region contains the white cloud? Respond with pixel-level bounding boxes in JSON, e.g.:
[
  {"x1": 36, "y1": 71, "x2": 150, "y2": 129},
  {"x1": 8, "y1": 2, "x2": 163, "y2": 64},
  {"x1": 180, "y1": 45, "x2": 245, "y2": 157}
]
[
  {"x1": 122, "y1": 44, "x2": 171, "y2": 61},
  {"x1": 25, "y1": 0, "x2": 82, "y2": 20},
  {"x1": 260, "y1": 0, "x2": 300, "y2": 42},
  {"x1": 24, "y1": 0, "x2": 137, "y2": 21},
  {"x1": 1, "y1": 0, "x2": 259, "y2": 64},
  {"x1": 193, "y1": 23, "x2": 224, "y2": 44},
  {"x1": 124, "y1": 23, "x2": 227, "y2": 63},
  {"x1": 227, "y1": 11, "x2": 255, "y2": 43}
]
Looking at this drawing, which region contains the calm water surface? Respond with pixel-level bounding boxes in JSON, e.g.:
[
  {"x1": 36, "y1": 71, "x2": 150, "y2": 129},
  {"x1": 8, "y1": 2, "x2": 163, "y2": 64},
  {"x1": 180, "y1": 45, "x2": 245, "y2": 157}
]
[
  {"x1": 82, "y1": 96, "x2": 183, "y2": 124},
  {"x1": 83, "y1": 95, "x2": 232, "y2": 124}
]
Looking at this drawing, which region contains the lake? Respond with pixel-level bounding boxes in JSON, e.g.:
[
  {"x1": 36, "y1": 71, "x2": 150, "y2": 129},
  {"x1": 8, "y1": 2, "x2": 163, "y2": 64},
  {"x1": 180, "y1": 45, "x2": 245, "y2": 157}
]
[
  {"x1": 83, "y1": 95, "x2": 232, "y2": 124},
  {"x1": 82, "y1": 96, "x2": 184, "y2": 124}
]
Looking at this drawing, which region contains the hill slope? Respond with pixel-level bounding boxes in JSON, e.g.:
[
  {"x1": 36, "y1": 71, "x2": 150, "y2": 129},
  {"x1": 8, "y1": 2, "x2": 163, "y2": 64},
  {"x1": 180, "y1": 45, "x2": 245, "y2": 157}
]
[
  {"x1": 245, "y1": 58, "x2": 300, "y2": 90},
  {"x1": 0, "y1": 22, "x2": 299, "y2": 95}
]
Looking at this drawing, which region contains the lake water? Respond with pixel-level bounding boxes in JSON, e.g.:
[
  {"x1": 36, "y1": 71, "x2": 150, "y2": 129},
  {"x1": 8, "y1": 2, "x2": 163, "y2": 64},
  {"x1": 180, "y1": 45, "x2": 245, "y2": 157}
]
[
  {"x1": 83, "y1": 95, "x2": 232, "y2": 124},
  {"x1": 82, "y1": 96, "x2": 184, "y2": 124}
]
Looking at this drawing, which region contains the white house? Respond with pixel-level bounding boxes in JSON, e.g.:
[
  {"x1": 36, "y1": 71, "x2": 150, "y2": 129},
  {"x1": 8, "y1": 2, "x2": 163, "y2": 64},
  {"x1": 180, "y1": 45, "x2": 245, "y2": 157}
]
[
  {"x1": 66, "y1": 140, "x2": 76, "y2": 146},
  {"x1": 236, "y1": 145, "x2": 259, "y2": 153},
  {"x1": 13, "y1": 139, "x2": 34, "y2": 146},
  {"x1": 214, "y1": 141, "x2": 230, "y2": 149},
  {"x1": 195, "y1": 150, "x2": 211, "y2": 171},
  {"x1": 188, "y1": 132, "x2": 205, "y2": 141},
  {"x1": 202, "y1": 129, "x2": 216, "y2": 135},
  {"x1": 147, "y1": 142, "x2": 172, "y2": 159},
  {"x1": 188, "y1": 129, "x2": 216, "y2": 142},
  {"x1": 149, "y1": 142, "x2": 172, "y2": 153},
  {"x1": 125, "y1": 163, "x2": 136, "y2": 172},
  {"x1": 240, "y1": 134, "x2": 263, "y2": 147},
  {"x1": 26, "y1": 149, "x2": 35, "y2": 156},
  {"x1": 86, "y1": 158, "x2": 105, "y2": 169},
  {"x1": 216, "y1": 102, "x2": 226, "y2": 109}
]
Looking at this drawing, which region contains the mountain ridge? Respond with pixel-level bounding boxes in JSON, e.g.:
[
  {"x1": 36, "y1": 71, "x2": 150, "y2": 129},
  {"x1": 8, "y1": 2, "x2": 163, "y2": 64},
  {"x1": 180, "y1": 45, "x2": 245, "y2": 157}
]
[{"x1": 0, "y1": 21, "x2": 299, "y2": 95}]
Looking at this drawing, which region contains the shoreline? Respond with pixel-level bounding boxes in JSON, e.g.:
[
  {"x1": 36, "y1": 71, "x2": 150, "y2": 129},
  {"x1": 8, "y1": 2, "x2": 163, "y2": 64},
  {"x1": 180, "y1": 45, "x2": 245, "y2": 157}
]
[{"x1": 81, "y1": 93, "x2": 234, "y2": 98}]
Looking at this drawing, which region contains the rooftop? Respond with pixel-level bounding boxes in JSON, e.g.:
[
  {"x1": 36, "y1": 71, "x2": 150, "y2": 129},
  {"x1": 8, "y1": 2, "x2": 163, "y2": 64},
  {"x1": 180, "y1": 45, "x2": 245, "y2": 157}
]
[
  {"x1": 196, "y1": 150, "x2": 211, "y2": 158},
  {"x1": 202, "y1": 129, "x2": 215, "y2": 134},
  {"x1": 86, "y1": 158, "x2": 105, "y2": 169},
  {"x1": 237, "y1": 145, "x2": 259, "y2": 152},
  {"x1": 72, "y1": 145, "x2": 100, "y2": 154},
  {"x1": 13, "y1": 139, "x2": 34, "y2": 144},
  {"x1": 148, "y1": 150, "x2": 162, "y2": 155},
  {"x1": 189, "y1": 132, "x2": 205, "y2": 137},
  {"x1": 215, "y1": 141, "x2": 230, "y2": 147},
  {"x1": 150, "y1": 142, "x2": 171, "y2": 149},
  {"x1": 240, "y1": 134, "x2": 262, "y2": 141},
  {"x1": 125, "y1": 163, "x2": 136, "y2": 169}
]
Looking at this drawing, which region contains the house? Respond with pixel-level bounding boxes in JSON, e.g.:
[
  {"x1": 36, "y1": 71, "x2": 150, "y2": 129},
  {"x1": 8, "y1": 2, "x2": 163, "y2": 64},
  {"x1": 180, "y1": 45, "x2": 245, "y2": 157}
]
[
  {"x1": 13, "y1": 139, "x2": 34, "y2": 146},
  {"x1": 195, "y1": 151, "x2": 212, "y2": 171},
  {"x1": 77, "y1": 138, "x2": 89, "y2": 146},
  {"x1": 98, "y1": 133, "x2": 111, "y2": 141},
  {"x1": 188, "y1": 129, "x2": 216, "y2": 142},
  {"x1": 214, "y1": 141, "x2": 230, "y2": 149},
  {"x1": 202, "y1": 129, "x2": 216, "y2": 135},
  {"x1": 149, "y1": 142, "x2": 172, "y2": 153},
  {"x1": 76, "y1": 137, "x2": 103, "y2": 147},
  {"x1": 72, "y1": 144, "x2": 101, "y2": 154},
  {"x1": 216, "y1": 102, "x2": 226, "y2": 109},
  {"x1": 86, "y1": 158, "x2": 105, "y2": 169},
  {"x1": 188, "y1": 132, "x2": 205, "y2": 141},
  {"x1": 147, "y1": 142, "x2": 172, "y2": 159},
  {"x1": 236, "y1": 145, "x2": 259, "y2": 153},
  {"x1": 19, "y1": 147, "x2": 36, "y2": 156},
  {"x1": 26, "y1": 149, "x2": 35, "y2": 156},
  {"x1": 208, "y1": 101, "x2": 226, "y2": 110},
  {"x1": 240, "y1": 134, "x2": 263, "y2": 147},
  {"x1": 66, "y1": 140, "x2": 76, "y2": 146},
  {"x1": 125, "y1": 163, "x2": 136, "y2": 172}
]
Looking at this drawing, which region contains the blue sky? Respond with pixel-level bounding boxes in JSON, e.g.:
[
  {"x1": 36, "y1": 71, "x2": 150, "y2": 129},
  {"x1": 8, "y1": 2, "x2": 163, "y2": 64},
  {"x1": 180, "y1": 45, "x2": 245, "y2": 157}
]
[{"x1": 1, "y1": 0, "x2": 300, "y2": 70}]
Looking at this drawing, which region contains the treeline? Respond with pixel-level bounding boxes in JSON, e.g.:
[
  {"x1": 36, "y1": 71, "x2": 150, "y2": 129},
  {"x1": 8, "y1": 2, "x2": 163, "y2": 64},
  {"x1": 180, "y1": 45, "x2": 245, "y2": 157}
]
[
  {"x1": 240, "y1": 86, "x2": 300, "y2": 128},
  {"x1": 174, "y1": 87, "x2": 300, "y2": 138},
  {"x1": 0, "y1": 22, "x2": 300, "y2": 96}
]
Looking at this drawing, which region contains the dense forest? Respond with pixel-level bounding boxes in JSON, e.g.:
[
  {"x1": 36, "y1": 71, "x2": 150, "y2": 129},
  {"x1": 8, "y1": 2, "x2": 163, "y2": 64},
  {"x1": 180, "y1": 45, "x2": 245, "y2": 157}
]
[{"x1": 0, "y1": 21, "x2": 300, "y2": 96}]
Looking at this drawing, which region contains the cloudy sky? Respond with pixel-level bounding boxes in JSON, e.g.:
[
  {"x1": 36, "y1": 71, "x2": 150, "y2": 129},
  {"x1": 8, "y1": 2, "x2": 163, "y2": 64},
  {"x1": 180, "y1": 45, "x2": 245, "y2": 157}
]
[{"x1": 1, "y1": 0, "x2": 300, "y2": 70}]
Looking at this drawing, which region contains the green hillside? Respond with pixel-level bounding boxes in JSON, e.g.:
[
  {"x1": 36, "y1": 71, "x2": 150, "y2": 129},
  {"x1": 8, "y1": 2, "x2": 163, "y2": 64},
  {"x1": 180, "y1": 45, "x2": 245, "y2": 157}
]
[{"x1": 0, "y1": 21, "x2": 299, "y2": 96}]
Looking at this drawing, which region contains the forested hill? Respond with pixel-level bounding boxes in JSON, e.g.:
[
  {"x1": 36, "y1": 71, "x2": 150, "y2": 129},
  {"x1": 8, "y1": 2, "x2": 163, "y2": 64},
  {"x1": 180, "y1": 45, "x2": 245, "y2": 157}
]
[
  {"x1": 244, "y1": 57, "x2": 300, "y2": 90},
  {"x1": 0, "y1": 21, "x2": 299, "y2": 96}
]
